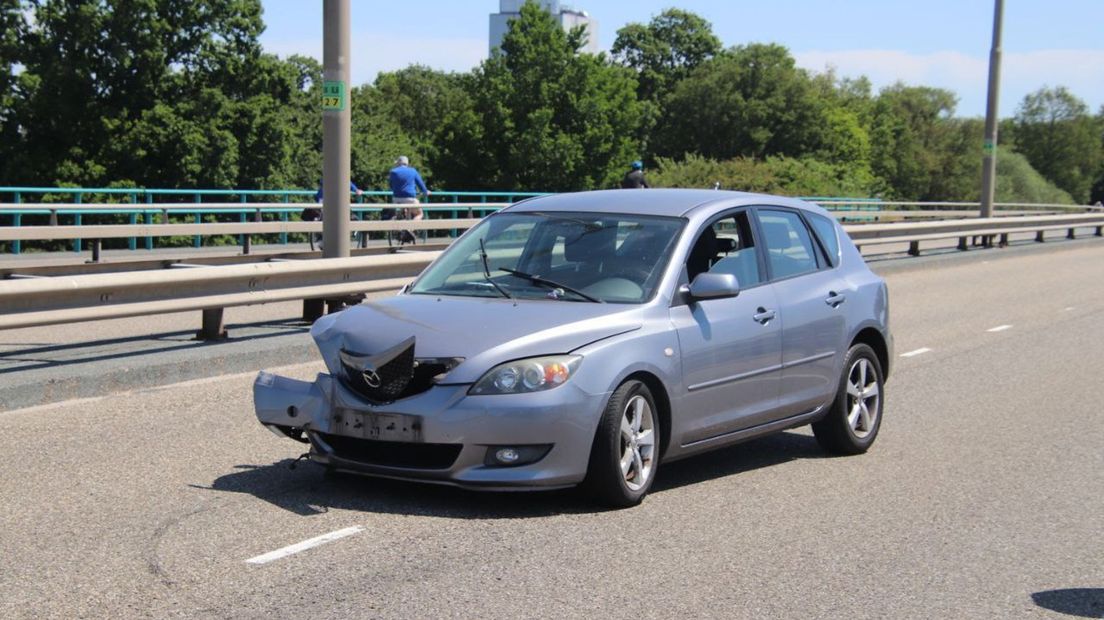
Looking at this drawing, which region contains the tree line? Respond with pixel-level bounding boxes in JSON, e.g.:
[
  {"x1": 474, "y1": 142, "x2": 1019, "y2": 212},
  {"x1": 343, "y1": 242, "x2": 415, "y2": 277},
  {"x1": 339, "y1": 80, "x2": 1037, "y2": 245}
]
[{"x1": 1, "y1": 0, "x2": 1102, "y2": 204}]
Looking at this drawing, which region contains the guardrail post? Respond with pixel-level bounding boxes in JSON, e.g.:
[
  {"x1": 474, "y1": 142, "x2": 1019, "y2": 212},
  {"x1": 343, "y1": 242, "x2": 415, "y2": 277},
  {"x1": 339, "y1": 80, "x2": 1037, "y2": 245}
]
[
  {"x1": 907, "y1": 240, "x2": 920, "y2": 256},
  {"x1": 49, "y1": 208, "x2": 58, "y2": 227},
  {"x1": 196, "y1": 308, "x2": 227, "y2": 340},
  {"x1": 1095, "y1": 225, "x2": 1102, "y2": 237},
  {"x1": 73, "y1": 192, "x2": 84, "y2": 253},
  {"x1": 12, "y1": 212, "x2": 21, "y2": 255},
  {"x1": 145, "y1": 194, "x2": 155, "y2": 250},
  {"x1": 88, "y1": 239, "x2": 102, "y2": 263},
  {"x1": 957, "y1": 236, "x2": 968, "y2": 251},
  {"x1": 73, "y1": 213, "x2": 83, "y2": 253},
  {"x1": 1035, "y1": 230, "x2": 1046, "y2": 243},
  {"x1": 128, "y1": 213, "x2": 138, "y2": 250},
  {"x1": 280, "y1": 195, "x2": 289, "y2": 245},
  {"x1": 999, "y1": 233, "x2": 1009, "y2": 247},
  {"x1": 193, "y1": 193, "x2": 203, "y2": 248},
  {"x1": 303, "y1": 299, "x2": 325, "y2": 322},
  {"x1": 1067, "y1": 227, "x2": 1076, "y2": 240},
  {"x1": 451, "y1": 195, "x2": 459, "y2": 238}
]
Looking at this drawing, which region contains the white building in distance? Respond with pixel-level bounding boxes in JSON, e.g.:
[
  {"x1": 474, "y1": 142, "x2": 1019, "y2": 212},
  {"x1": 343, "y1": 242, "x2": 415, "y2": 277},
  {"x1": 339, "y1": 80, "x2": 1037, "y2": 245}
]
[{"x1": 489, "y1": 0, "x2": 599, "y2": 55}]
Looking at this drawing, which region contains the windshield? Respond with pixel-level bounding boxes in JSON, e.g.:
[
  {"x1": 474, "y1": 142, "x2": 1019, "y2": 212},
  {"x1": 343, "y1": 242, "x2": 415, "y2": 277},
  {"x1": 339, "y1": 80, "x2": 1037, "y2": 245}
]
[{"x1": 410, "y1": 211, "x2": 685, "y2": 303}]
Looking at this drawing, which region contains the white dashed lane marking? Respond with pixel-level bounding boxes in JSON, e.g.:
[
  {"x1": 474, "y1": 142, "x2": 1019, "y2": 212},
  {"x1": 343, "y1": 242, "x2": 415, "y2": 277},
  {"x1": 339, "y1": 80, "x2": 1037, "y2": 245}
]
[
  {"x1": 987, "y1": 325, "x2": 1014, "y2": 333},
  {"x1": 900, "y1": 348, "x2": 932, "y2": 358},
  {"x1": 245, "y1": 526, "x2": 364, "y2": 565}
]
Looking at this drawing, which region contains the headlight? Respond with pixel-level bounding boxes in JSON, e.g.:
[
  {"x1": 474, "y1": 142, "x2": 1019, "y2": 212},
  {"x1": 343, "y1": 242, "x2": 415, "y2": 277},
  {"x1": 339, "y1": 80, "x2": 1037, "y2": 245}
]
[{"x1": 469, "y1": 355, "x2": 582, "y2": 395}]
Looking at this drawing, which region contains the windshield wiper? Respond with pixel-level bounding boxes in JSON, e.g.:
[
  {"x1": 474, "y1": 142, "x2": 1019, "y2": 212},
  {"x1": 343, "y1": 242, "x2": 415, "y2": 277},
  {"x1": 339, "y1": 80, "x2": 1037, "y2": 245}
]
[
  {"x1": 498, "y1": 267, "x2": 604, "y2": 303},
  {"x1": 478, "y1": 238, "x2": 512, "y2": 299}
]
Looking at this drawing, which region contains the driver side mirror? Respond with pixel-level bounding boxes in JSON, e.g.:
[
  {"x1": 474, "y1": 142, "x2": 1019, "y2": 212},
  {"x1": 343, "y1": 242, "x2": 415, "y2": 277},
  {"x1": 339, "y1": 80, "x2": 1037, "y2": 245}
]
[{"x1": 683, "y1": 272, "x2": 741, "y2": 301}]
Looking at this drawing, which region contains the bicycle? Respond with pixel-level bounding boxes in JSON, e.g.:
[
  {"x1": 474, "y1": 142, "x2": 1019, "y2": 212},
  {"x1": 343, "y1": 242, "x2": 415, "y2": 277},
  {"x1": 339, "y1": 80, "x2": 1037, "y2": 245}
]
[{"x1": 385, "y1": 205, "x2": 419, "y2": 252}]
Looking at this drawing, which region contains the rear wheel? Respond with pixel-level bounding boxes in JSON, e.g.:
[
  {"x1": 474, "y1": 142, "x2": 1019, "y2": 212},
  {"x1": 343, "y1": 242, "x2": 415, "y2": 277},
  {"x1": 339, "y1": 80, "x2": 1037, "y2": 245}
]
[
  {"x1": 812, "y1": 343, "x2": 884, "y2": 454},
  {"x1": 583, "y1": 380, "x2": 660, "y2": 508}
]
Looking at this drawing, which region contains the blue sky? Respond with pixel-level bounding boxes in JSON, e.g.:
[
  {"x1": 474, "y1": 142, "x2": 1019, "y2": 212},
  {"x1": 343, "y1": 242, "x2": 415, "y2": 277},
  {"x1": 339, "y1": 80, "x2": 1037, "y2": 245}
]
[{"x1": 258, "y1": 1, "x2": 1104, "y2": 118}]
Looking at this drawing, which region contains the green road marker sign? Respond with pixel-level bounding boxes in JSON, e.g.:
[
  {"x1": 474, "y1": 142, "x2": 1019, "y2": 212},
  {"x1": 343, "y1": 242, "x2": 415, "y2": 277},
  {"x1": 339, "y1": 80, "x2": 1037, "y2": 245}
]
[
  {"x1": 322, "y1": 80, "x2": 346, "y2": 111},
  {"x1": 983, "y1": 140, "x2": 996, "y2": 156}
]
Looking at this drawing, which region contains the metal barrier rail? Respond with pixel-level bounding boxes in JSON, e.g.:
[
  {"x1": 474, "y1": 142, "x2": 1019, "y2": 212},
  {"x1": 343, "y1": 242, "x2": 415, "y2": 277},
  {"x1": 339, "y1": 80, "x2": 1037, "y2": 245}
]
[
  {"x1": 845, "y1": 213, "x2": 1104, "y2": 255},
  {"x1": 2, "y1": 213, "x2": 1103, "y2": 336},
  {"x1": 0, "y1": 252, "x2": 441, "y2": 333}
]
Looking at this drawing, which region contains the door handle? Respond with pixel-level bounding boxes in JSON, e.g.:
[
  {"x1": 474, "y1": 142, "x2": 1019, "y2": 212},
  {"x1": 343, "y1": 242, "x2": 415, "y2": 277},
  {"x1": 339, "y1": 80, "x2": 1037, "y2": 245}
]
[
  {"x1": 825, "y1": 291, "x2": 846, "y2": 308},
  {"x1": 753, "y1": 307, "x2": 776, "y2": 325}
]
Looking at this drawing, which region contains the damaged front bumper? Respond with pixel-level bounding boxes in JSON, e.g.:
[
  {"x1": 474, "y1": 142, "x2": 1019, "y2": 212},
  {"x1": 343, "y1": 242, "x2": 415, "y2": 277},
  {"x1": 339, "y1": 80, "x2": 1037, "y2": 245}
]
[{"x1": 253, "y1": 370, "x2": 608, "y2": 490}]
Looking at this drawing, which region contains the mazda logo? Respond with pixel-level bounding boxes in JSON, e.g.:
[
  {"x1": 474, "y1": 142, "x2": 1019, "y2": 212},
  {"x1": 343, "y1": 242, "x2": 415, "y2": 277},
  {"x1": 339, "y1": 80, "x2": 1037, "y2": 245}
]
[{"x1": 361, "y1": 369, "x2": 382, "y2": 388}]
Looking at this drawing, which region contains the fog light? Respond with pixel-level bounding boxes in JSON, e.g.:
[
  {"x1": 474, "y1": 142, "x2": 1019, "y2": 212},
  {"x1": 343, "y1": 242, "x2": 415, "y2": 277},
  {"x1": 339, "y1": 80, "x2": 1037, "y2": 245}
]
[
  {"x1": 483, "y1": 444, "x2": 553, "y2": 467},
  {"x1": 495, "y1": 448, "x2": 521, "y2": 464}
]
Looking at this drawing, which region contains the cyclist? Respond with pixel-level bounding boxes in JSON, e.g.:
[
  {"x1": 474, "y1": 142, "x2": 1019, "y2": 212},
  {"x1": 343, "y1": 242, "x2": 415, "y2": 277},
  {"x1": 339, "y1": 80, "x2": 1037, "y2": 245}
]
[{"x1": 388, "y1": 156, "x2": 430, "y2": 244}]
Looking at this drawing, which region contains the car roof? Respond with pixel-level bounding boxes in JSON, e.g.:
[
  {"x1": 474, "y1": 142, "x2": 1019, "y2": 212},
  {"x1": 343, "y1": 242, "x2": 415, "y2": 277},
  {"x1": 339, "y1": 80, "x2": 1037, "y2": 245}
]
[{"x1": 503, "y1": 188, "x2": 823, "y2": 218}]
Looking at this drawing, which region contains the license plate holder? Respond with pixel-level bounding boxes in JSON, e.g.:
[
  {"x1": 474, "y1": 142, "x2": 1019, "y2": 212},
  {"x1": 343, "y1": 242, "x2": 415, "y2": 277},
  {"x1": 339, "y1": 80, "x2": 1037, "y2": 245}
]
[{"x1": 333, "y1": 408, "x2": 423, "y2": 442}]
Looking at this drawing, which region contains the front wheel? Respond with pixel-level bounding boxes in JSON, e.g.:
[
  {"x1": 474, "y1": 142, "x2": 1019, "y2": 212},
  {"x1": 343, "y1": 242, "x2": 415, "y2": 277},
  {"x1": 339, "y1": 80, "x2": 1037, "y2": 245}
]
[
  {"x1": 812, "y1": 343, "x2": 884, "y2": 455},
  {"x1": 583, "y1": 380, "x2": 660, "y2": 508}
]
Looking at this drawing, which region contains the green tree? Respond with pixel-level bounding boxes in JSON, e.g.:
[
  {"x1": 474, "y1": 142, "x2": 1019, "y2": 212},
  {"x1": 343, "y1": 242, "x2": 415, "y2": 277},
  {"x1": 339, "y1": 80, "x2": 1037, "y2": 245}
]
[
  {"x1": 373, "y1": 66, "x2": 480, "y2": 189},
  {"x1": 349, "y1": 84, "x2": 420, "y2": 189},
  {"x1": 650, "y1": 154, "x2": 875, "y2": 197},
  {"x1": 611, "y1": 8, "x2": 721, "y2": 103},
  {"x1": 5, "y1": 0, "x2": 322, "y2": 189},
  {"x1": 867, "y1": 84, "x2": 958, "y2": 199},
  {"x1": 0, "y1": 0, "x2": 25, "y2": 177},
  {"x1": 1011, "y1": 87, "x2": 1101, "y2": 203},
  {"x1": 1093, "y1": 106, "x2": 1104, "y2": 204},
  {"x1": 995, "y1": 150, "x2": 1075, "y2": 204},
  {"x1": 460, "y1": 1, "x2": 644, "y2": 190},
  {"x1": 655, "y1": 43, "x2": 823, "y2": 161}
]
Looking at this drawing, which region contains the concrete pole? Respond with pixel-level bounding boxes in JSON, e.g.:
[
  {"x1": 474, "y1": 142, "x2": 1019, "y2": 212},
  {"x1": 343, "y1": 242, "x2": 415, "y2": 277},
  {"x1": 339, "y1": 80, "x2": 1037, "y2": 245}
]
[
  {"x1": 322, "y1": 0, "x2": 351, "y2": 257},
  {"x1": 979, "y1": 0, "x2": 1004, "y2": 218}
]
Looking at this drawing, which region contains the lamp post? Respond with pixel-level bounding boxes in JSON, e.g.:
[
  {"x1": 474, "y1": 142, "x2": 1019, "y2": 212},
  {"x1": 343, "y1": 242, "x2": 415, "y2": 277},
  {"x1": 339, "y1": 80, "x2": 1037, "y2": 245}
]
[
  {"x1": 979, "y1": 0, "x2": 1004, "y2": 218},
  {"x1": 322, "y1": 0, "x2": 351, "y2": 258}
]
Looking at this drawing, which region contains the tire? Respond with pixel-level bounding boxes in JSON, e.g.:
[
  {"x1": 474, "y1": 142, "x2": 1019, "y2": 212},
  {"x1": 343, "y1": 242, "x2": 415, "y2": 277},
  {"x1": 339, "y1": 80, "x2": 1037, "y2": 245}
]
[
  {"x1": 812, "y1": 343, "x2": 884, "y2": 455},
  {"x1": 583, "y1": 380, "x2": 660, "y2": 508}
]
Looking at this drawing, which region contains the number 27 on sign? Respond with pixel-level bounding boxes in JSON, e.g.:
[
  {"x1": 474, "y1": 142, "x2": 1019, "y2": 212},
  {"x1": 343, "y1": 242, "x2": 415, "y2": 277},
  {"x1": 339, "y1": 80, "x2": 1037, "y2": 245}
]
[{"x1": 322, "y1": 81, "x2": 345, "y2": 111}]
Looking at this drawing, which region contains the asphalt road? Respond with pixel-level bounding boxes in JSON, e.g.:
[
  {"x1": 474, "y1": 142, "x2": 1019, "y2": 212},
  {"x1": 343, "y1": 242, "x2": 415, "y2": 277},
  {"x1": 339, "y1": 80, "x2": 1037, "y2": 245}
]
[{"x1": 2, "y1": 243, "x2": 1103, "y2": 618}]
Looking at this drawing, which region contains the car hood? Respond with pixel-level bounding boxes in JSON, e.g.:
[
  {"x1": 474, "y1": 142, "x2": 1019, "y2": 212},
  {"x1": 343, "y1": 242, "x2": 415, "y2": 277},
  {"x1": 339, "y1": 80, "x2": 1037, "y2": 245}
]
[{"x1": 311, "y1": 294, "x2": 643, "y2": 383}]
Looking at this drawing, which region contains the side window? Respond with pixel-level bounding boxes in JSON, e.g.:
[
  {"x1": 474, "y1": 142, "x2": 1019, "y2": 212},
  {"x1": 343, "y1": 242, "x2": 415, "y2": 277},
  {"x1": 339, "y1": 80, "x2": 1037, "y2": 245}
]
[
  {"x1": 686, "y1": 210, "x2": 762, "y2": 287},
  {"x1": 807, "y1": 213, "x2": 840, "y2": 267},
  {"x1": 758, "y1": 209, "x2": 819, "y2": 280}
]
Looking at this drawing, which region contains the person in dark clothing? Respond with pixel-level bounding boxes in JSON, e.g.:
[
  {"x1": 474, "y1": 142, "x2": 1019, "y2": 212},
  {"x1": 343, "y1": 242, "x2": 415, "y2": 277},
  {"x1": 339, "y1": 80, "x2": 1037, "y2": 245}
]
[
  {"x1": 306, "y1": 179, "x2": 363, "y2": 250},
  {"x1": 620, "y1": 160, "x2": 649, "y2": 189}
]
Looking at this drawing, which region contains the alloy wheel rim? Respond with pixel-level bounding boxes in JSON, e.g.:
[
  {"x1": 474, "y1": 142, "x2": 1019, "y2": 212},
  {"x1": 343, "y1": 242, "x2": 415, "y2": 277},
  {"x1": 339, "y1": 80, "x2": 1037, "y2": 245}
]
[
  {"x1": 846, "y1": 358, "x2": 880, "y2": 439},
  {"x1": 620, "y1": 394, "x2": 656, "y2": 491}
]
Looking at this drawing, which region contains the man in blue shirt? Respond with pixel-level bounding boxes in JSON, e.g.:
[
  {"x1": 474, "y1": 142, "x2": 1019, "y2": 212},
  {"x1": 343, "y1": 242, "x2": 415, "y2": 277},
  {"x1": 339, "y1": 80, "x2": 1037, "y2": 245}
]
[{"x1": 388, "y1": 156, "x2": 430, "y2": 222}]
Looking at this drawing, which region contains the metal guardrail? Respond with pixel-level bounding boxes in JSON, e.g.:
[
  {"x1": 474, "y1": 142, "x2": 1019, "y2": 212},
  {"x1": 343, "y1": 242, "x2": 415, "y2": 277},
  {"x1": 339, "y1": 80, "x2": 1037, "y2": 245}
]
[
  {"x1": 2, "y1": 213, "x2": 1103, "y2": 337},
  {"x1": 845, "y1": 213, "x2": 1104, "y2": 255},
  {"x1": 3, "y1": 188, "x2": 1098, "y2": 255},
  {"x1": 0, "y1": 252, "x2": 441, "y2": 334},
  {"x1": 0, "y1": 189, "x2": 527, "y2": 254}
]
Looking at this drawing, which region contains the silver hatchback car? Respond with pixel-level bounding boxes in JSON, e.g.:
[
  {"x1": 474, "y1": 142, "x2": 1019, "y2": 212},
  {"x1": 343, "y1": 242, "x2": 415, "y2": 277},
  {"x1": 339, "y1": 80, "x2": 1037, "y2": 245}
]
[{"x1": 254, "y1": 189, "x2": 892, "y2": 507}]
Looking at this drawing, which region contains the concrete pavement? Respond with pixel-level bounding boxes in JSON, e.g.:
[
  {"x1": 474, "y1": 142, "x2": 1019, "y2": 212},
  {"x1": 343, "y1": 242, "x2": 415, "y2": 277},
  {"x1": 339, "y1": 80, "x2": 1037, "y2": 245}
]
[{"x1": 0, "y1": 241, "x2": 1102, "y2": 617}]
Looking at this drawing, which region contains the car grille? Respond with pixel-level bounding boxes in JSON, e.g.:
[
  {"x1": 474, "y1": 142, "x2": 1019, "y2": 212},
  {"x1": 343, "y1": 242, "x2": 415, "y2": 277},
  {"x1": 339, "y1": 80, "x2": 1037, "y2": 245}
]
[
  {"x1": 341, "y1": 342, "x2": 416, "y2": 403},
  {"x1": 315, "y1": 433, "x2": 462, "y2": 470}
]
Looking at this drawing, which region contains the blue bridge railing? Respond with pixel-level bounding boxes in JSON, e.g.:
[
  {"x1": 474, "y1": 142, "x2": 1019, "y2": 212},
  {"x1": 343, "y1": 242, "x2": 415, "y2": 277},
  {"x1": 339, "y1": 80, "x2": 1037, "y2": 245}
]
[
  {"x1": 0, "y1": 186, "x2": 882, "y2": 255},
  {"x1": 0, "y1": 187, "x2": 549, "y2": 254}
]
